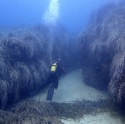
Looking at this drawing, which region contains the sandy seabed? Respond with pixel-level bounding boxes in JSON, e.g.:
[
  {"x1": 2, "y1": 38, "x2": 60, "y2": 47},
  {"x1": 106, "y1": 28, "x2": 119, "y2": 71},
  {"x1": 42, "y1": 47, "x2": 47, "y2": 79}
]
[
  {"x1": 33, "y1": 70, "x2": 125, "y2": 124},
  {"x1": 61, "y1": 112, "x2": 123, "y2": 124},
  {"x1": 33, "y1": 70, "x2": 108, "y2": 102}
]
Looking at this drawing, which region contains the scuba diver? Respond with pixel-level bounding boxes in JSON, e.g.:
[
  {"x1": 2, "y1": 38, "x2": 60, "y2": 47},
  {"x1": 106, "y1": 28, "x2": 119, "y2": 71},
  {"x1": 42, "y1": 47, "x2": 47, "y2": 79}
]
[{"x1": 46, "y1": 59, "x2": 65, "y2": 101}]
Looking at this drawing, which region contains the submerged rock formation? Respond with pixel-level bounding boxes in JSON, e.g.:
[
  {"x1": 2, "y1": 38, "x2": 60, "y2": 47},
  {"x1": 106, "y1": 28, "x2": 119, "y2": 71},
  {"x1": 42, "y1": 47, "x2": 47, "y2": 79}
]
[
  {"x1": 79, "y1": 0, "x2": 125, "y2": 104},
  {"x1": 0, "y1": 24, "x2": 71, "y2": 108},
  {"x1": 0, "y1": 99, "x2": 111, "y2": 124}
]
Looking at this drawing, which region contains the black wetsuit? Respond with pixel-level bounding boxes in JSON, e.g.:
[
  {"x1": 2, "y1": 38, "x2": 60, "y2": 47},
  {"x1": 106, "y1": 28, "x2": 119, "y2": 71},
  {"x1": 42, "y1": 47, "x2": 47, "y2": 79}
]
[{"x1": 46, "y1": 63, "x2": 64, "y2": 101}]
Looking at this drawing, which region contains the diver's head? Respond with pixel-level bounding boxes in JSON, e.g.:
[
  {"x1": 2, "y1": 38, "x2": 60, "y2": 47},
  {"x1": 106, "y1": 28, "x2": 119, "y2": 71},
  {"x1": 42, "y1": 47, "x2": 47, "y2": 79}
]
[
  {"x1": 55, "y1": 58, "x2": 61, "y2": 64},
  {"x1": 58, "y1": 59, "x2": 61, "y2": 62}
]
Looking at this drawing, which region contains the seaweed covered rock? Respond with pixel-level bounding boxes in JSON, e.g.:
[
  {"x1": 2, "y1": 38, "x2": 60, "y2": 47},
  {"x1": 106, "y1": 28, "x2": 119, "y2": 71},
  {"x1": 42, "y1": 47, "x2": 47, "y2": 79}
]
[
  {"x1": 0, "y1": 24, "x2": 70, "y2": 108},
  {"x1": 79, "y1": 0, "x2": 125, "y2": 104},
  {"x1": 0, "y1": 99, "x2": 109, "y2": 124}
]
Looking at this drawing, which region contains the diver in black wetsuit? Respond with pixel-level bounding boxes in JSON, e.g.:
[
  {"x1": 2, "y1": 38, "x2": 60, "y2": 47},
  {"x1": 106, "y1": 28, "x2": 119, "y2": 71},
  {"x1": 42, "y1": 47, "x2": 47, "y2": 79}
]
[{"x1": 46, "y1": 59, "x2": 65, "y2": 101}]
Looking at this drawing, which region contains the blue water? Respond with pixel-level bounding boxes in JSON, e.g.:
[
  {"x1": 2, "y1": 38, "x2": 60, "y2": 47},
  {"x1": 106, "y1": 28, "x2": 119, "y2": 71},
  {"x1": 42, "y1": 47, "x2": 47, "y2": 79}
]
[{"x1": 0, "y1": 0, "x2": 113, "y2": 34}]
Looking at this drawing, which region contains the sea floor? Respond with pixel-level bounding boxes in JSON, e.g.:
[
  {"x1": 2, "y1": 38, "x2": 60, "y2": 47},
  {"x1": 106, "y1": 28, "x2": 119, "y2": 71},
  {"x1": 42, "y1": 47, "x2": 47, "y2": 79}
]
[{"x1": 32, "y1": 70, "x2": 125, "y2": 124}]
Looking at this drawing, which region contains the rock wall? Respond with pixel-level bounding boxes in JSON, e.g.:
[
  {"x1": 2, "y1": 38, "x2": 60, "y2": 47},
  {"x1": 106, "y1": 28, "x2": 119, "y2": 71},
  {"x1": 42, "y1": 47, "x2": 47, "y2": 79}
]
[
  {"x1": 0, "y1": 24, "x2": 70, "y2": 108},
  {"x1": 79, "y1": 0, "x2": 125, "y2": 104}
]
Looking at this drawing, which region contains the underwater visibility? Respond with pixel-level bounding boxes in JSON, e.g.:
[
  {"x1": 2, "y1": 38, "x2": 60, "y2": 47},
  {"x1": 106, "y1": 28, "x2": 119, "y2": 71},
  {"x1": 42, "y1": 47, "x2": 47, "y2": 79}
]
[{"x1": 1, "y1": 0, "x2": 125, "y2": 124}]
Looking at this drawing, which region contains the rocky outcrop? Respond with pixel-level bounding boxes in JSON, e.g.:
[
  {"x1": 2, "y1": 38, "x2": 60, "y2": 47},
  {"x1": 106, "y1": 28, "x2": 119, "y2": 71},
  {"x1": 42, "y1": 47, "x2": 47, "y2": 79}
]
[
  {"x1": 0, "y1": 24, "x2": 70, "y2": 108},
  {"x1": 79, "y1": 0, "x2": 125, "y2": 104}
]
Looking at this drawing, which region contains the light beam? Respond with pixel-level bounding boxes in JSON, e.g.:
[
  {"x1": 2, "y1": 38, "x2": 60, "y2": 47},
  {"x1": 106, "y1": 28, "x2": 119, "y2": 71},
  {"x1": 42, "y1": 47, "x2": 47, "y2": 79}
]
[{"x1": 42, "y1": 0, "x2": 59, "y2": 25}]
